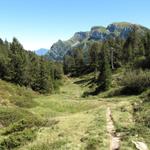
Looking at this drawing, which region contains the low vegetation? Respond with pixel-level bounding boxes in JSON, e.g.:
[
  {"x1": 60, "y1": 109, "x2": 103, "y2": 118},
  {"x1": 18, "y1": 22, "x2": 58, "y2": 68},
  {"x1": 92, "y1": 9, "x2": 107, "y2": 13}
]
[{"x1": 120, "y1": 70, "x2": 150, "y2": 94}]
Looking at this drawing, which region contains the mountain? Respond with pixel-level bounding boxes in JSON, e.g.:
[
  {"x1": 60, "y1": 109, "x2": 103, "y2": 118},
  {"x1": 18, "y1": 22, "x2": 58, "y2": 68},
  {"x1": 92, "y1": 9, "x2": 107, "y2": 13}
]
[
  {"x1": 45, "y1": 22, "x2": 149, "y2": 61},
  {"x1": 45, "y1": 40, "x2": 71, "y2": 61},
  {"x1": 35, "y1": 48, "x2": 49, "y2": 56}
]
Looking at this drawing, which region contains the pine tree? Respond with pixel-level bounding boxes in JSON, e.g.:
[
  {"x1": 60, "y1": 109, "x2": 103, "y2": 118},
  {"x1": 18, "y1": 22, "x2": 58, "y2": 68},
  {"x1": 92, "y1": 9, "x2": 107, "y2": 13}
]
[
  {"x1": 89, "y1": 42, "x2": 99, "y2": 79},
  {"x1": 9, "y1": 38, "x2": 28, "y2": 85},
  {"x1": 98, "y1": 44, "x2": 111, "y2": 91},
  {"x1": 37, "y1": 58, "x2": 53, "y2": 94},
  {"x1": 73, "y1": 47, "x2": 84, "y2": 69},
  {"x1": 0, "y1": 39, "x2": 11, "y2": 79},
  {"x1": 0, "y1": 37, "x2": 63, "y2": 93},
  {"x1": 123, "y1": 26, "x2": 145, "y2": 63},
  {"x1": 63, "y1": 55, "x2": 75, "y2": 74}
]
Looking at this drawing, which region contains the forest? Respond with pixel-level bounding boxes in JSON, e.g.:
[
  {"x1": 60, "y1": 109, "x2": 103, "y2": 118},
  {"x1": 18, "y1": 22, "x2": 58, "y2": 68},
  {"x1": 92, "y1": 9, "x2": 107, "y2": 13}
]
[{"x1": 0, "y1": 37, "x2": 63, "y2": 94}]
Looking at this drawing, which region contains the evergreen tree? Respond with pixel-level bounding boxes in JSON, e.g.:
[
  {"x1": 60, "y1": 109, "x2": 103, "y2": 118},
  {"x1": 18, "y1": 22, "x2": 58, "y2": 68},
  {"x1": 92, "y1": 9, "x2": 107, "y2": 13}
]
[
  {"x1": 37, "y1": 58, "x2": 53, "y2": 93},
  {"x1": 0, "y1": 37, "x2": 63, "y2": 94},
  {"x1": 63, "y1": 55, "x2": 75, "y2": 74},
  {"x1": 9, "y1": 38, "x2": 28, "y2": 85},
  {"x1": 123, "y1": 26, "x2": 145, "y2": 63},
  {"x1": 0, "y1": 39, "x2": 9, "y2": 79},
  {"x1": 73, "y1": 48, "x2": 83, "y2": 66},
  {"x1": 89, "y1": 42, "x2": 99, "y2": 79},
  {"x1": 98, "y1": 44, "x2": 111, "y2": 91}
]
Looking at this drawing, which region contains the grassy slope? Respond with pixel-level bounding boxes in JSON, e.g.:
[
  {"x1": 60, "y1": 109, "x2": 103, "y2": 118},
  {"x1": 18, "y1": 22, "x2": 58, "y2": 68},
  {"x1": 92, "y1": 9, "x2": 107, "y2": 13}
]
[
  {"x1": 0, "y1": 75, "x2": 149, "y2": 149},
  {"x1": 20, "y1": 77, "x2": 108, "y2": 150}
]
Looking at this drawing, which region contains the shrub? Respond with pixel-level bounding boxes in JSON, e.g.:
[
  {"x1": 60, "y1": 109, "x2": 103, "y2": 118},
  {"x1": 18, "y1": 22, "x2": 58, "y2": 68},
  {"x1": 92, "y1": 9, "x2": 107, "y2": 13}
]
[
  {"x1": 120, "y1": 70, "x2": 150, "y2": 94},
  {"x1": 0, "y1": 128, "x2": 36, "y2": 149},
  {"x1": 0, "y1": 107, "x2": 34, "y2": 127},
  {"x1": 0, "y1": 106, "x2": 43, "y2": 127},
  {"x1": 2, "y1": 118, "x2": 45, "y2": 135}
]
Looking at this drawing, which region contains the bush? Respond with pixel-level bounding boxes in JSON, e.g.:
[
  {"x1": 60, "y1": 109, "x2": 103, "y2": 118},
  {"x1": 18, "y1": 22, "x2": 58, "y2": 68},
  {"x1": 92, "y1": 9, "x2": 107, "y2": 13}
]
[
  {"x1": 0, "y1": 106, "x2": 44, "y2": 127},
  {"x1": 0, "y1": 128, "x2": 36, "y2": 149},
  {"x1": 120, "y1": 70, "x2": 150, "y2": 94},
  {"x1": 0, "y1": 107, "x2": 35, "y2": 127},
  {"x1": 2, "y1": 118, "x2": 45, "y2": 135}
]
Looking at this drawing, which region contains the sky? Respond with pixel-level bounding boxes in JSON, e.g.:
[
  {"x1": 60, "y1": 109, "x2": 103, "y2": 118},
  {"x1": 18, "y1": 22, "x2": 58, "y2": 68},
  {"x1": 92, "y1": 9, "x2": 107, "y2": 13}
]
[{"x1": 0, "y1": 0, "x2": 150, "y2": 50}]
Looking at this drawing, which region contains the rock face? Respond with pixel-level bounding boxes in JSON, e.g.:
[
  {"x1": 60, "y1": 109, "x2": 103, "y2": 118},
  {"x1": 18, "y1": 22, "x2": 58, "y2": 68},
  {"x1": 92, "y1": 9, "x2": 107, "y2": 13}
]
[
  {"x1": 46, "y1": 22, "x2": 148, "y2": 61},
  {"x1": 45, "y1": 40, "x2": 72, "y2": 61},
  {"x1": 73, "y1": 32, "x2": 89, "y2": 42},
  {"x1": 89, "y1": 26, "x2": 108, "y2": 40}
]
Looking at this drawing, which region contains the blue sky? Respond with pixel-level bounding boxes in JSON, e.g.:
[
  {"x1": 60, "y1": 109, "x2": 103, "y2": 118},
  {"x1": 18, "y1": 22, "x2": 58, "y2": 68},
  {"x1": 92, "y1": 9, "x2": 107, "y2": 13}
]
[{"x1": 0, "y1": 0, "x2": 150, "y2": 50}]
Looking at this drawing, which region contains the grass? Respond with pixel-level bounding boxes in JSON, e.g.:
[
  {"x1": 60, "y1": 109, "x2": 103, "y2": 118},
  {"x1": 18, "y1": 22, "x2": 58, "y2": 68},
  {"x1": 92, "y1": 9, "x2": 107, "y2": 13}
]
[
  {"x1": 29, "y1": 139, "x2": 67, "y2": 150},
  {"x1": 31, "y1": 96, "x2": 101, "y2": 118},
  {"x1": 132, "y1": 90, "x2": 150, "y2": 147},
  {"x1": 0, "y1": 74, "x2": 149, "y2": 150},
  {"x1": 0, "y1": 79, "x2": 37, "y2": 107},
  {"x1": 0, "y1": 79, "x2": 47, "y2": 149},
  {"x1": 110, "y1": 97, "x2": 137, "y2": 150},
  {"x1": 82, "y1": 108, "x2": 108, "y2": 150},
  {"x1": 18, "y1": 77, "x2": 109, "y2": 150}
]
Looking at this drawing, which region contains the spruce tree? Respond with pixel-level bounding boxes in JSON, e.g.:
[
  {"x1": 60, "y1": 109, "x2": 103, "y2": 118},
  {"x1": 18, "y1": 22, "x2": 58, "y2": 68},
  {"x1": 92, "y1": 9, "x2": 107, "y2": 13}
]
[
  {"x1": 98, "y1": 44, "x2": 111, "y2": 91},
  {"x1": 89, "y1": 42, "x2": 99, "y2": 79},
  {"x1": 9, "y1": 38, "x2": 28, "y2": 85},
  {"x1": 37, "y1": 58, "x2": 53, "y2": 94},
  {"x1": 63, "y1": 55, "x2": 75, "y2": 74}
]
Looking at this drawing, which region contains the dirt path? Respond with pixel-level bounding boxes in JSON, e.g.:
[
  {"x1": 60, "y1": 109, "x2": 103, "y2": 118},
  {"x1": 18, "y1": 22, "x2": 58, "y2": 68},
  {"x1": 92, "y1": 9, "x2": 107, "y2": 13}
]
[{"x1": 106, "y1": 107, "x2": 120, "y2": 150}]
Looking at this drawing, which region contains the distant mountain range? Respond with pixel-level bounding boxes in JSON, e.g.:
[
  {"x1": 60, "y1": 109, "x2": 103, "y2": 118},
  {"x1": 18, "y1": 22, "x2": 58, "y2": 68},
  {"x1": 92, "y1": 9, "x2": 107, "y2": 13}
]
[
  {"x1": 45, "y1": 22, "x2": 149, "y2": 61},
  {"x1": 35, "y1": 48, "x2": 49, "y2": 56}
]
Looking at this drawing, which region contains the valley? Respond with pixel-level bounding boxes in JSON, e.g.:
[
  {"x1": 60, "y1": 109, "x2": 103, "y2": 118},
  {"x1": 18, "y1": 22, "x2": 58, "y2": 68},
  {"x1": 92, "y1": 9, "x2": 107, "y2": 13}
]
[
  {"x1": 0, "y1": 74, "x2": 149, "y2": 150},
  {"x1": 0, "y1": 0, "x2": 150, "y2": 149}
]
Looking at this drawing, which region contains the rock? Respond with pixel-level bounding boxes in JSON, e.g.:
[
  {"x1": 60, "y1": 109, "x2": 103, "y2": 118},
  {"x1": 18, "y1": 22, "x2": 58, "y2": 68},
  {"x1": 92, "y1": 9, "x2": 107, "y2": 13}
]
[
  {"x1": 132, "y1": 141, "x2": 149, "y2": 150},
  {"x1": 112, "y1": 137, "x2": 120, "y2": 150}
]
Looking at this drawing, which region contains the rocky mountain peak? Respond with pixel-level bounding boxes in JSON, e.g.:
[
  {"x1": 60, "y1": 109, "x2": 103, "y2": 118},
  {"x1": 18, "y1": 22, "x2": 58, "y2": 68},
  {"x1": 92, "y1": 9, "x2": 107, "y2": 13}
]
[
  {"x1": 72, "y1": 32, "x2": 89, "y2": 42},
  {"x1": 45, "y1": 22, "x2": 149, "y2": 61}
]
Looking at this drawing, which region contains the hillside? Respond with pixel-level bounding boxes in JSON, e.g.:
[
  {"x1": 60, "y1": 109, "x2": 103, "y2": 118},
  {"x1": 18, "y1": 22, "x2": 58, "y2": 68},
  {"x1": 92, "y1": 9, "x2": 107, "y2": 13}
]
[
  {"x1": 0, "y1": 74, "x2": 149, "y2": 150},
  {"x1": 45, "y1": 22, "x2": 149, "y2": 61}
]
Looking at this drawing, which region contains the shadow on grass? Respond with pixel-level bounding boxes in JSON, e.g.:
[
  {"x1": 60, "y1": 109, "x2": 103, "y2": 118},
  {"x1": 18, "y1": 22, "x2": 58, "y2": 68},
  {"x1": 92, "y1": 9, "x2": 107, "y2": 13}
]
[{"x1": 74, "y1": 77, "x2": 95, "y2": 87}]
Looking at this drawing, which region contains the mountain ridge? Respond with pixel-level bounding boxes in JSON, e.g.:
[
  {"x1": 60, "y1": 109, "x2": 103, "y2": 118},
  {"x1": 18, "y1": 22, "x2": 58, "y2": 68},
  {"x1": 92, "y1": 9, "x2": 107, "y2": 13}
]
[{"x1": 45, "y1": 22, "x2": 149, "y2": 61}]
